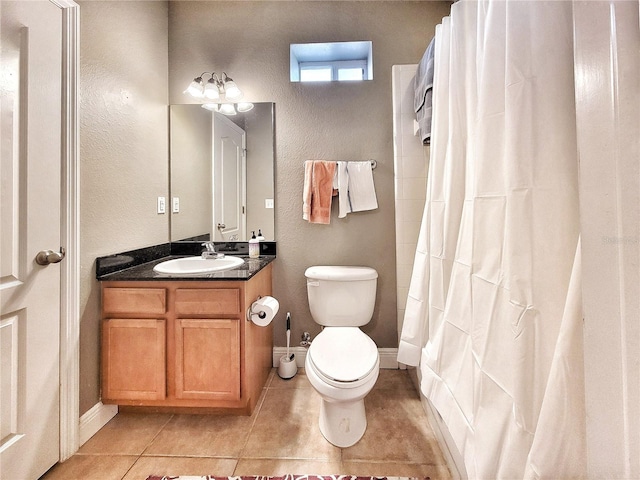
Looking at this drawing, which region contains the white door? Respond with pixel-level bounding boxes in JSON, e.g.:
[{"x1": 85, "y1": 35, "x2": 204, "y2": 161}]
[
  {"x1": 1, "y1": 2, "x2": 63, "y2": 478},
  {"x1": 212, "y1": 113, "x2": 246, "y2": 241}
]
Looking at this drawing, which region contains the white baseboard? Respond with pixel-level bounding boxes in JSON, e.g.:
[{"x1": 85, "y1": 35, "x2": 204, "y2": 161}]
[
  {"x1": 272, "y1": 347, "x2": 402, "y2": 370},
  {"x1": 78, "y1": 402, "x2": 118, "y2": 446}
]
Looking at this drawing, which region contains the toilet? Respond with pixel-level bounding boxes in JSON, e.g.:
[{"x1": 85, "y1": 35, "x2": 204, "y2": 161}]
[{"x1": 304, "y1": 265, "x2": 380, "y2": 448}]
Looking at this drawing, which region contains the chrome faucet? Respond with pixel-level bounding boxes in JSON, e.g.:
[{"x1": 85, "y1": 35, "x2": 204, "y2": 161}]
[{"x1": 201, "y1": 241, "x2": 222, "y2": 259}]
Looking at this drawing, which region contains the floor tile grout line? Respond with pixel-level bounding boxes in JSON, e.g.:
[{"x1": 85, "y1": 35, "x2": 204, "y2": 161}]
[
  {"x1": 233, "y1": 454, "x2": 345, "y2": 461},
  {"x1": 235, "y1": 378, "x2": 274, "y2": 462},
  {"x1": 139, "y1": 413, "x2": 176, "y2": 456},
  {"x1": 119, "y1": 413, "x2": 177, "y2": 480},
  {"x1": 119, "y1": 456, "x2": 140, "y2": 480}
]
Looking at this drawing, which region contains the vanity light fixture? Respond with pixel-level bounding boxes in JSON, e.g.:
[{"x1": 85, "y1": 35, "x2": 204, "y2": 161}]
[
  {"x1": 221, "y1": 75, "x2": 242, "y2": 100},
  {"x1": 186, "y1": 71, "x2": 253, "y2": 115},
  {"x1": 184, "y1": 71, "x2": 243, "y2": 100},
  {"x1": 237, "y1": 102, "x2": 255, "y2": 112},
  {"x1": 202, "y1": 101, "x2": 254, "y2": 116}
]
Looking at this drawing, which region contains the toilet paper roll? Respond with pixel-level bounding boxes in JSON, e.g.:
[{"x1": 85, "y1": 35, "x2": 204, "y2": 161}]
[{"x1": 248, "y1": 295, "x2": 279, "y2": 326}]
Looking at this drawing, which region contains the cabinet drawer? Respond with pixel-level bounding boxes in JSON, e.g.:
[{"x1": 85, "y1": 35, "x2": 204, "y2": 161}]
[
  {"x1": 175, "y1": 288, "x2": 240, "y2": 315},
  {"x1": 103, "y1": 287, "x2": 166, "y2": 315}
]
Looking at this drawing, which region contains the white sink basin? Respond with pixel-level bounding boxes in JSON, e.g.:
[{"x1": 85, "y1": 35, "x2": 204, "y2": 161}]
[{"x1": 153, "y1": 256, "x2": 244, "y2": 275}]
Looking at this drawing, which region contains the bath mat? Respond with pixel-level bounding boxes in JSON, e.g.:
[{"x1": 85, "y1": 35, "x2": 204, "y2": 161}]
[{"x1": 146, "y1": 476, "x2": 430, "y2": 480}]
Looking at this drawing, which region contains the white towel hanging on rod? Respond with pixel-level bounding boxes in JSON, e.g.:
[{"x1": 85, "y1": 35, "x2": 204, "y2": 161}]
[
  {"x1": 333, "y1": 160, "x2": 378, "y2": 217},
  {"x1": 335, "y1": 159, "x2": 377, "y2": 169}
]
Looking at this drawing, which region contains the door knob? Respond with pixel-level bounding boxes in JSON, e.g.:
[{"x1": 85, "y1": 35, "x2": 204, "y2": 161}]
[{"x1": 35, "y1": 247, "x2": 65, "y2": 266}]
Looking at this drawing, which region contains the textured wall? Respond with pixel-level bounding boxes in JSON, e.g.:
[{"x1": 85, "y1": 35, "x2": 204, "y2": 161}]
[
  {"x1": 79, "y1": 1, "x2": 169, "y2": 414},
  {"x1": 168, "y1": 1, "x2": 450, "y2": 350},
  {"x1": 78, "y1": 0, "x2": 449, "y2": 415}
]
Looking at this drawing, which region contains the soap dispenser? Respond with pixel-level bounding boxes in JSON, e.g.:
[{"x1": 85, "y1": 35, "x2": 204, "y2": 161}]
[
  {"x1": 249, "y1": 231, "x2": 259, "y2": 258},
  {"x1": 257, "y1": 229, "x2": 265, "y2": 241}
]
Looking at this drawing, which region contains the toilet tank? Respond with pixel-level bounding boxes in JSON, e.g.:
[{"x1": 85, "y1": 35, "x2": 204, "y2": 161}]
[{"x1": 305, "y1": 266, "x2": 378, "y2": 327}]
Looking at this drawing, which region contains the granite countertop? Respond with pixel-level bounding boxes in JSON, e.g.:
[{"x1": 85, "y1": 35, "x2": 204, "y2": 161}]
[
  {"x1": 97, "y1": 255, "x2": 275, "y2": 282},
  {"x1": 96, "y1": 242, "x2": 276, "y2": 282}
]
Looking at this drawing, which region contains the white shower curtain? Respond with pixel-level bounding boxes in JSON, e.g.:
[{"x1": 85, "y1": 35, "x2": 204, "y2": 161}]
[{"x1": 398, "y1": 1, "x2": 586, "y2": 478}]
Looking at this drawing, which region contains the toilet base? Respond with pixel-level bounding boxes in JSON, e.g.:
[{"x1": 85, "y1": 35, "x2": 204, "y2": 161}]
[{"x1": 318, "y1": 397, "x2": 367, "y2": 448}]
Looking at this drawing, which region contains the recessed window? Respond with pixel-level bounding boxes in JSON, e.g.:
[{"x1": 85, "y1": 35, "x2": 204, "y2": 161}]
[
  {"x1": 290, "y1": 41, "x2": 373, "y2": 83},
  {"x1": 338, "y1": 66, "x2": 366, "y2": 81},
  {"x1": 300, "y1": 65, "x2": 332, "y2": 82}
]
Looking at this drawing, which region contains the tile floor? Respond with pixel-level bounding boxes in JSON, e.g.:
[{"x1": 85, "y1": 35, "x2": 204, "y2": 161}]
[{"x1": 41, "y1": 369, "x2": 451, "y2": 480}]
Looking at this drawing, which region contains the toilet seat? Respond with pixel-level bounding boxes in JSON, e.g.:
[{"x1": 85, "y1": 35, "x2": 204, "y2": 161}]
[{"x1": 307, "y1": 327, "x2": 379, "y2": 388}]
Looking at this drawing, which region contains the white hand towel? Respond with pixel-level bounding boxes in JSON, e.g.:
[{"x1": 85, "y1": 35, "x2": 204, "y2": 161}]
[
  {"x1": 303, "y1": 161, "x2": 313, "y2": 221},
  {"x1": 346, "y1": 161, "x2": 378, "y2": 212},
  {"x1": 336, "y1": 161, "x2": 352, "y2": 218}
]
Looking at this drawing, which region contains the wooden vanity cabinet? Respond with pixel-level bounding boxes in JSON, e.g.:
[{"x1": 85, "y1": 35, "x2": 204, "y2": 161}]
[{"x1": 100, "y1": 263, "x2": 273, "y2": 414}]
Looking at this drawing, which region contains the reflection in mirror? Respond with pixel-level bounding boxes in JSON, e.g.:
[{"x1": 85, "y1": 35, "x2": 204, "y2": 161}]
[{"x1": 169, "y1": 103, "x2": 275, "y2": 242}]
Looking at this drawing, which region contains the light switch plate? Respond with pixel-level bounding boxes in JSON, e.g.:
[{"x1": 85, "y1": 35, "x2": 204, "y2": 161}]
[
  {"x1": 157, "y1": 196, "x2": 166, "y2": 214},
  {"x1": 265, "y1": 198, "x2": 274, "y2": 209},
  {"x1": 172, "y1": 197, "x2": 180, "y2": 213}
]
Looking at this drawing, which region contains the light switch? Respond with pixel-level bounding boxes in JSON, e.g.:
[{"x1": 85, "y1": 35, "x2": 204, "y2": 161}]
[
  {"x1": 265, "y1": 198, "x2": 274, "y2": 209},
  {"x1": 172, "y1": 197, "x2": 180, "y2": 213},
  {"x1": 157, "y1": 196, "x2": 166, "y2": 214}
]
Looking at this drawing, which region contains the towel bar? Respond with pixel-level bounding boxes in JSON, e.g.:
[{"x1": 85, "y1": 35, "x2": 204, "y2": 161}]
[
  {"x1": 307, "y1": 160, "x2": 377, "y2": 169},
  {"x1": 336, "y1": 160, "x2": 377, "y2": 169}
]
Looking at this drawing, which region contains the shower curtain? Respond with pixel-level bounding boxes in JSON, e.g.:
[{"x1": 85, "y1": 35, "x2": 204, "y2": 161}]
[{"x1": 398, "y1": 1, "x2": 586, "y2": 478}]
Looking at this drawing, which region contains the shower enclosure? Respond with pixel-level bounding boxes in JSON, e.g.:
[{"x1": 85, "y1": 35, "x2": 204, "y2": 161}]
[{"x1": 394, "y1": 1, "x2": 639, "y2": 478}]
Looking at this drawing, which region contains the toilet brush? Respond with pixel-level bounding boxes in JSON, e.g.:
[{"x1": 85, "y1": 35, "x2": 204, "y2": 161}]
[
  {"x1": 278, "y1": 312, "x2": 297, "y2": 379},
  {"x1": 286, "y1": 313, "x2": 290, "y2": 358}
]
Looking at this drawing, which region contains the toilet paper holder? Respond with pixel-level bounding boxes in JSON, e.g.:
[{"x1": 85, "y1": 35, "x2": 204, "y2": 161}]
[
  {"x1": 246, "y1": 295, "x2": 279, "y2": 326},
  {"x1": 246, "y1": 295, "x2": 266, "y2": 322}
]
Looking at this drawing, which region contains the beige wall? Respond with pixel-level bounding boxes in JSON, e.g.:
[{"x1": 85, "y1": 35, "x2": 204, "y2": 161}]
[
  {"x1": 79, "y1": 0, "x2": 450, "y2": 415},
  {"x1": 168, "y1": 1, "x2": 450, "y2": 353},
  {"x1": 79, "y1": 1, "x2": 169, "y2": 414}
]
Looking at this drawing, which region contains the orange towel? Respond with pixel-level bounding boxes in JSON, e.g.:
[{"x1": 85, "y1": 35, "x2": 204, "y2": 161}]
[{"x1": 302, "y1": 160, "x2": 336, "y2": 224}]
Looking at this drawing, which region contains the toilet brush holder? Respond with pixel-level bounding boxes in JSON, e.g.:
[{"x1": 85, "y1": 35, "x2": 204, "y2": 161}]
[{"x1": 278, "y1": 354, "x2": 297, "y2": 379}]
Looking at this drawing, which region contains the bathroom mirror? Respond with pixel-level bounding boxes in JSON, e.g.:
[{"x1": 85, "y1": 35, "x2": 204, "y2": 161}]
[{"x1": 169, "y1": 103, "x2": 275, "y2": 242}]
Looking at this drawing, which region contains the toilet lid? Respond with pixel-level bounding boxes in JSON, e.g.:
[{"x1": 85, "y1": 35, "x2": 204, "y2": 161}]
[{"x1": 308, "y1": 327, "x2": 378, "y2": 383}]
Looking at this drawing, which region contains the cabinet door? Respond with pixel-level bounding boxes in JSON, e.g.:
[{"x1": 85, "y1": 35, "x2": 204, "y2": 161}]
[
  {"x1": 175, "y1": 318, "x2": 240, "y2": 401},
  {"x1": 102, "y1": 318, "x2": 166, "y2": 401}
]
